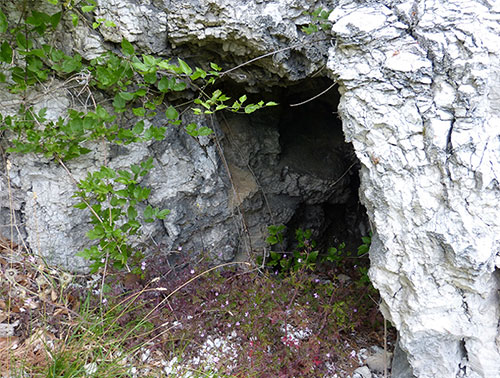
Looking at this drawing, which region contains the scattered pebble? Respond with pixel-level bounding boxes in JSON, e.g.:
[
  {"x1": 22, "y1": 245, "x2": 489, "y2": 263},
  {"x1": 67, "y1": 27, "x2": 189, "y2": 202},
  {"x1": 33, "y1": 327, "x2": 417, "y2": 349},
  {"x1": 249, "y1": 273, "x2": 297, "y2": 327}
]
[
  {"x1": 353, "y1": 365, "x2": 372, "y2": 378},
  {"x1": 0, "y1": 323, "x2": 16, "y2": 337}
]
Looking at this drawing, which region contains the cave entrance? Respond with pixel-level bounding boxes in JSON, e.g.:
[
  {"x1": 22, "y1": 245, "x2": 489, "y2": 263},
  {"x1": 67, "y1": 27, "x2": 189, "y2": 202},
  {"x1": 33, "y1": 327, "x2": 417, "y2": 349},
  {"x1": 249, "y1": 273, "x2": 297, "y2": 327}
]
[
  {"x1": 218, "y1": 77, "x2": 368, "y2": 260},
  {"x1": 276, "y1": 78, "x2": 368, "y2": 253}
]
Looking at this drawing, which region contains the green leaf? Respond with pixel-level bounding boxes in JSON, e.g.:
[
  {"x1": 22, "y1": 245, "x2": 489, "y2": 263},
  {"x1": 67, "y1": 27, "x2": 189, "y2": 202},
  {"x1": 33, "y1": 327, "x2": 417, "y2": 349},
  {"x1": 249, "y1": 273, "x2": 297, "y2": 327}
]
[
  {"x1": 132, "y1": 60, "x2": 149, "y2": 72},
  {"x1": 178, "y1": 58, "x2": 192, "y2": 75},
  {"x1": 117, "y1": 128, "x2": 134, "y2": 140},
  {"x1": 270, "y1": 251, "x2": 280, "y2": 261},
  {"x1": 132, "y1": 120, "x2": 144, "y2": 134},
  {"x1": 172, "y1": 81, "x2": 186, "y2": 91},
  {"x1": 104, "y1": 20, "x2": 116, "y2": 27},
  {"x1": 118, "y1": 169, "x2": 133, "y2": 181},
  {"x1": 140, "y1": 157, "x2": 154, "y2": 172},
  {"x1": 185, "y1": 123, "x2": 197, "y2": 136},
  {"x1": 71, "y1": 13, "x2": 78, "y2": 27},
  {"x1": 157, "y1": 76, "x2": 170, "y2": 92},
  {"x1": 26, "y1": 11, "x2": 50, "y2": 27},
  {"x1": 81, "y1": 5, "x2": 96, "y2": 12},
  {"x1": 96, "y1": 106, "x2": 110, "y2": 120},
  {"x1": 132, "y1": 107, "x2": 146, "y2": 117},
  {"x1": 0, "y1": 10, "x2": 7, "y2": 34},
  {"x1": 113, "y1": 94, "x2": 127, "y2": 110},
  {"x1": 210, "y1": 62, "x2": 222, "y2": 71},
  {"x1": 119, "y1": 91, "x2": 134, "y2": 101},
  {"x1": 266, "y1": 101, "x2": 278, "y2": 106},
  {"x1": 16, "y1": 33, "x2": 28, "y2": 50},
  {"x1": 47, "y1": 0, "x2": 59, "y2": 4},
  {"x1": 218, "y1": 94, "x2": 230, "y2": 102},
  {"x1": 190, "y1": 67, "x2": 206, "y2": 80},
  {"x1": 144, "y1": 72, "x2": 157, "y2": 84},
  {"x1": 210, "y1": 89, "x2": 222, "y2": 102},
  {"x1": 244, "y1": 104, "x2": 260, "y2": 114},
  {"x1": 197, "y1": 126, "x2": 213, "y2": 136},
  {"x1": 0, "y1": 42, "x2": 13, "y2": 63},
  {"x1": 29, "y1": 48, "x2": 46, "y2": 59},
  {"x1": 143, "y1": 205, "x2": 154, "y2": 219},
  {"x1": 76, "y1": 247, "x2": 96, "y2": 260},
  {"x1": 144, "y1": 102, "x2": 156, "y2": 110},
  {"x1": 231, "y1": 101, "x2": 241, "y2": 111},
  {"x1": 50, "y1": 12, "x2": 62, "y2": 29},
  {"x1": 156, "y1": 209, "x2": 170, "y2": 219},
  {"x1": 301, "y1": 25, "x2": 317, "y2": 35},
  {"x1": 121, "y1": 38, "x2": 135, "y2": 56},
  {"x1": 308, "y1": 251, "x2": 319, "y2": 263},
  {"x1": 61, "y1": 55, "x2": 82, "y2": 73},
  {"x1": 165, "y1": 105, "x2": 178, "y2": 120},
  {"x1": 361, "y1": 236, "x2": 371, "y2": 244},
  {"x1": 266, "y1": 236, "x2": 278, "y2": 245},
  {"x1": 143, "y1": 54, "x2": 157, "y2": 66},
  {"x1": 130, "y1": 164, "x2": 140, "y2": 176},
  {"x1": 127, "y1": 205, "x2": 138, "y2": 220},
  {"x1": 157, "y1": 59, "x2": 174, "y2": 71},
  {"x1": 73, "y1": 202, "x2": 88, "y2": 209},
  {"x1": 87, "y1": 226, "x2": 104, "y2": 240}
]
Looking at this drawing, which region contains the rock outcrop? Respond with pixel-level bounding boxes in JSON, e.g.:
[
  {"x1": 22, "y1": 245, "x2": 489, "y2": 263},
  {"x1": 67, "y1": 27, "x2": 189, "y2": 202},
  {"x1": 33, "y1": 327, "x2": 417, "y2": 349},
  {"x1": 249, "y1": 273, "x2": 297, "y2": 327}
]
[
  {"x1": 327, "y1": 1, "x2": 500, "y2": 377},
  {"x1": 1, "y1": 0, "x2": 499, "y2": 377}
]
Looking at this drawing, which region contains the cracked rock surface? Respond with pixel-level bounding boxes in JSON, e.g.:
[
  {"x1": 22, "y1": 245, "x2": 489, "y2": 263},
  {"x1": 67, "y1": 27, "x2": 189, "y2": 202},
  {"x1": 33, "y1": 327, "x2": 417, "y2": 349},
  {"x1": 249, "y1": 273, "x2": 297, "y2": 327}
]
[
  {"x1": 327, "y1": 1, "x2": 500, "y2": 377},
  {"x1": 1, "y1": 1, "x2": 499, "y2": 377}
]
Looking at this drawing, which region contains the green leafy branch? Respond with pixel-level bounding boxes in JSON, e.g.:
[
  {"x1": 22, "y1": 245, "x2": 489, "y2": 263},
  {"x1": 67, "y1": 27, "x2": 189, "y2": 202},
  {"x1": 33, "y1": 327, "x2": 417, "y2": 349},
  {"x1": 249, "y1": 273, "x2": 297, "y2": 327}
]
[
  {"x1": 74, "y1": 158, "x2": 169, "y2": 274},
  {"x1": 0, "y1": 2, "x2": 278, "y2": 274}
]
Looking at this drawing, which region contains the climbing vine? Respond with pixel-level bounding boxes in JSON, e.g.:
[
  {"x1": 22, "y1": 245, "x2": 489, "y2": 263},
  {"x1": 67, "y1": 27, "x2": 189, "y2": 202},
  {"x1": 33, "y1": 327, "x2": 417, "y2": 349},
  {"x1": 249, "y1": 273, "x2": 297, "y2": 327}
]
[{"x1": 0, "y1": 0, "x2": 276, "y2": 273}]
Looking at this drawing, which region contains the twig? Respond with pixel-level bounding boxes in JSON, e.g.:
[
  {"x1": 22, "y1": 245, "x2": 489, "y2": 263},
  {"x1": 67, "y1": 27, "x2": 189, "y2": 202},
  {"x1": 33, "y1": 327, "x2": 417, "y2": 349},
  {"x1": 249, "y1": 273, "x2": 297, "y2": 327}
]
[
  {"x1": 329, "y1": 161, "x2": 357, "y2": 188},
  {"x1": 289, "y1": 82, "x2": 336, "y2": 107}
]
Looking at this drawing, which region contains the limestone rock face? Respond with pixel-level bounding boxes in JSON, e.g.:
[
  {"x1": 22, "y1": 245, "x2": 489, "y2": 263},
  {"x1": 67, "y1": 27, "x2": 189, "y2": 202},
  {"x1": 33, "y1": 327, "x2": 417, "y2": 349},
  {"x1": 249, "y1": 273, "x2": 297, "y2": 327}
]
[
  {"x1": 1, "y1": 0, "x2": 499, "y2": 377},
  {"x1": 93, "y1": 0, "x2": 329, "y2": 84},
  {"x1": 327, "y1": 1, "x2": 500, "y2": 377},
  {"x1": 1, "y1": 0, "x2": 362, "y2": 267}
]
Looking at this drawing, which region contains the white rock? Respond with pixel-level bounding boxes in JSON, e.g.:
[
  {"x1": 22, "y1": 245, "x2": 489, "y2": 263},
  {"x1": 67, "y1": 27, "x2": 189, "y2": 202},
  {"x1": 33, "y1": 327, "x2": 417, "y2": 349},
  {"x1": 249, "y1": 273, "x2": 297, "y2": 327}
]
[
  {"x1": 328, "y1": 0, "x2": 500, "y2": 377},
  {"x1": 353, "y1": 365, "x2": 372, "y2": 378}
]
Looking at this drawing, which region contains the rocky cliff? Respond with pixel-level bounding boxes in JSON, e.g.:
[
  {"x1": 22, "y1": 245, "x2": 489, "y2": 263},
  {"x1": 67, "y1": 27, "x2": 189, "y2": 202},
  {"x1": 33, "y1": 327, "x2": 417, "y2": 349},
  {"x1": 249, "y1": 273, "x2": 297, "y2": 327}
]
[{"x1": 1, "y1": 0, "x2": 499, "y2": 377}]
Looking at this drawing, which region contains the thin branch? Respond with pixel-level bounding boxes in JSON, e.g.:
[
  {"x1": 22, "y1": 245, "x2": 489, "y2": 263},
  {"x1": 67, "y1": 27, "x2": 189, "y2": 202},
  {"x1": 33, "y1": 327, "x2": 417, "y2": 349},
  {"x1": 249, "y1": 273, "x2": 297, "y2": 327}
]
[{"x1": 289, "y1": 82, "x2": 336, "y2": 107}]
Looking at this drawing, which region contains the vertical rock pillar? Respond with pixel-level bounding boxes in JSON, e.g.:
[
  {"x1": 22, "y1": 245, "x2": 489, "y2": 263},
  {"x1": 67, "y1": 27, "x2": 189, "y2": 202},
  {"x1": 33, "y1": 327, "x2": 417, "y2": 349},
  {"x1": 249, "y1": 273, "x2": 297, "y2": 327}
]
[{"x1": 327, "y1": 1, "x2": 500, "y2": 377}]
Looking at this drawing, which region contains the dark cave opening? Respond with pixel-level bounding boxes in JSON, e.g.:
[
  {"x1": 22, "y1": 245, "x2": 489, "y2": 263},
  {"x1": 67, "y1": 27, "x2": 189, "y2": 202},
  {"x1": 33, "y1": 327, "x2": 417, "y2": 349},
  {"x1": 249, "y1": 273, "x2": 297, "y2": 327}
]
[
  {"x1": 217, "y1": 76, "x2": 369, "y2": 259},
  {"x1": 274, "y1": 78, "x2": 369, "y2": 253}
]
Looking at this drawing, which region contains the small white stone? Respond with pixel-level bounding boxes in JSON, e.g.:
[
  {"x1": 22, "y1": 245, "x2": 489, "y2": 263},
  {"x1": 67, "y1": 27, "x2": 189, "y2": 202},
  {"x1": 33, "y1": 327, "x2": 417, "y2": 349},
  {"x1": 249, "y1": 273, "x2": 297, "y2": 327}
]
[
  {"x1": 353, "y1": 365, "x2": 372, "y2": 378},
  {"x1": 83, "y1": 362, "x2": 98, "y2": 375}
]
